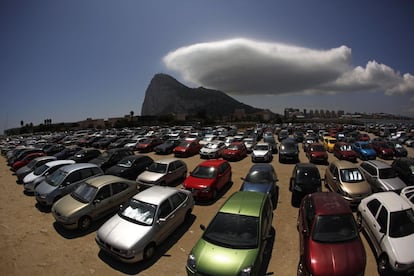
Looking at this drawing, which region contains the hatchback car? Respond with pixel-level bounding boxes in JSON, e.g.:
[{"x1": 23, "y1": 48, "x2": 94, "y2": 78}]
[
  {"x1": 324, "y1": 160, "x2": 372, "y2": 207},
  {"x1": 289, "y1": 163, "x2": 322, "y2": 207},
  {"x1": 186, "y1": 191, "x2": 273, "y2": 276},
  {"x1": 70, "y1": 148, "x2": 101, "y2": 163},
  {"x1": 12, "y1": 151, "x2": 46, "y2": 171},
  {"x1": 371, "y1": 140, "x2": 395, "y2": 160},
  {"x1": 183, "y1": 159, "x2": 232, "y2": 201},
  {"x1": 153, "y1": 139, "x2": 181, "y2": 155},
  {"x1": 15, "y1": 156, "x2": 57, "y2": 183},
  {"x1": 305, "y1": 143, "x2": 328, "y2": 164},
  {"x1": 105, "y1": 155, "x2": 154, "y2": 180},
  {"x1": 89, "y1": 148, "x2": 134, "y2": 172},
  {"x1": 221, "y1": 142, "x2": 248, "y2": 161},
  {"x1": 359, "y1": 160, "x2": 406, "y2": 193},
  {"x1": 353, "y1": 141, "x2": 376, "y2": 161},
  {"x1": 391, "y1": 157, "x2": 414, "y2": 186},
  {"x1": 199, "y1": 141, "x2": 226, "y2": 159},
  {"x1": 386, "y1": 141, "x2": 407, "y2": 157},
  {"x1": 333, "y1": 142, "x2": 357, "y2": 162},
  {"x1": 357, "y1": 192, "x2": 414, "y2": 275},
  {"x1": 52, "y1": 175, "x2": 139, "y2": 230},
  {"x1": 96, "y1": 186, "x2": 194, "y2": 262},
  {"x1": 251, "y1": 142, "x2": 273, "y2": 163},
  {"x1": 278, "y1": 139, "x2": 299, "y2": 163},
  {"x1": 173, "y1": 140, "x2": 202, "y2": 158},
  {"x1": 136, "y1": 158, "x2": 187, "y2": 186},
  {"x1": 35, "y1": 163, "x2": 104, "y2": 207},
  {"x1": 136, "y1": 137, "x2": 163, "y2": 153},
  {"x1": 322, "y1": 136, "x2": 337, "y2": 153},
  {"x1": 297, "y1": 192, "x2": 366, "y2": 276},
  {"x1": 240, "y1": 164, "x2": 279, "y2": 208}
]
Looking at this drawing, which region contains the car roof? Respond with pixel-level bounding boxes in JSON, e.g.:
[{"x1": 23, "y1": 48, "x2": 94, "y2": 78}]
[
  {"x1": 85, "y1": 175, "x2": 134, "y2": 188},
  {"x1": 367, "y1": 192, "x2": 411, "y2": 212},
  {"x1": 362, "y1": 160, "x2": 391, "y2": 169},
  {"x1": 197, "y1": 159, "x2": 228, "y2": 167},
  {"x1": 331, "y1": 160, "x2": 359, "y2": 169},
  {"x1": 133, "y1": 186, "x2": 182, "y2": 205},
  {"x1": 154, "y1": 157, "x2": 180, "y2": 164},
  {"x1": 248, "y1": 163, "x2": 274, "y2": 172},
  {"x1": 219, "y1": 191, "x2": 266, "y2": 217},
  {"x1": 310, "y1": 192, "x2": 351, "y2": 216},
  {"x1": 58, "y1": 163, "x2": 100, "y2": 173},
  {"x1": 45, "y1": 159, "x2": 76, "y2": 167}
]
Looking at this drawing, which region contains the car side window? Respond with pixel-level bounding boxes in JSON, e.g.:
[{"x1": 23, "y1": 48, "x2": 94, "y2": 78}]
[
  {"x1": 91, "y1": 167, "x2": 102, "y2": 175},
  {"x1": 80, "y1": 168, "x2": 93, "y2": 179},
  {"x1": 95, "y1": 185, "x2": 111, "y2": 201},
  {"x1": 367, "y1": 199, "x2": 381, "y2": 217},
  {"x1": 159, "y1": 200, "x2": 173, "y2": 219},
  {"x1": 376, "y1": 206, "x2": 388, "y2": 233},
  {"x1": 65, "y1": 171, "x2": 81, "y2": 184},
  {"x1": 170, "y1": 192, "x2": 186, "y2": 210},
  {"x1": 111, "y1": 182, "x2": 129, "y2": 195}
]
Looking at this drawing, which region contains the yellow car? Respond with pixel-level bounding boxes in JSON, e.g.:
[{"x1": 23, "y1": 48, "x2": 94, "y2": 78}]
[{"x1": 323, "y1": 136, "x2": 337, "y2": 153}]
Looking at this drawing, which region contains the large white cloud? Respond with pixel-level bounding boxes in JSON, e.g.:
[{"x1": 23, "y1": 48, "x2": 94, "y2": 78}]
[{"x1": 163, "y1": 38, "x2": 414, "y2": 96}]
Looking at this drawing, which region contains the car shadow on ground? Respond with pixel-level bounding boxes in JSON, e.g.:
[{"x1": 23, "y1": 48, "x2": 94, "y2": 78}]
[
  {"x1": 194, "y1": 180, "x2": 234, "y2": 206},
  {"x1": 97, "y1": 214, "x2": 196, "y2": 275},
  {"x1": 261, "y1": 227, "x2": 277, "y2": 276}
]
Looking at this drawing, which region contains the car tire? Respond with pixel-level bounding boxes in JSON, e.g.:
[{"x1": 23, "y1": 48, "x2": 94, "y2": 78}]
[
  {"x1": 143, "y1": 243, "x2": 156, "y2": 260},
  {"x1": 377, "y1": 254, "x2": 390, "y2": 275},
  {"x1": 79, "y1": 216, "x2": 92, "y2": 230}
]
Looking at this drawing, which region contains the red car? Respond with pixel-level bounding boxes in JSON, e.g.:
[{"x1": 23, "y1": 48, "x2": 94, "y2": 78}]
[
  {"x1": 333, "y1": 142, "x2": 357, "y2": 162},
  {"x1": 183, "y1": 159, "x2": 232, "y2": 201},
  {"x1": 221, "y1": 142, "x2": 248, "y2": 161},
  {"x1": 371, "y1": 140, "x2": 395, "y2": 160},
  {"x1": 173, "y1": 140, "x2": 202, "y2": 158},
  {"x1": 305, "y1": 143, "x2": 328, "y2": 164},
  {"x1": 135, "y1": 137, "x2": 163, "y2": 153},
  {"x1": 297, "y1": 192, "x2": 366, "y2": 276},
  {"x1": 12, "y1": 152, "x2": 46, "y2": 171}
]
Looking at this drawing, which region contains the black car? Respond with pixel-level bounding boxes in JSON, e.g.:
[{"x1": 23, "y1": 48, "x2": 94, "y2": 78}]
[
  {"x1": 105, "y1": 155, "x2": 154, "y2": 180},
  {"x1": 386, "y1": 141, "x2": 408, "y2": 157},
  {"x1": 43, "y1": 144, "x2": 66, "y2": 155},
  {"x1": 278, "y1": 139, "x2": 299, "y2": 163},
  {"x1": 89, "y1": 148, "x2": 134, "y2": 172},
  {"x1": 391, "y1": 157, "x2": 414, "y2": 186},
  {"x1": 70, "y1": 148, "x2": 101, "y2": 163},
  {"x1": 53, "y1": 146, "x2": 82, "y2": 160},
  {"x1": 289, "y1": 163, "x2": 322, "y2": 207},
  {"x1": 154, "y1": 139, "x2": 181, "y2": 154}
]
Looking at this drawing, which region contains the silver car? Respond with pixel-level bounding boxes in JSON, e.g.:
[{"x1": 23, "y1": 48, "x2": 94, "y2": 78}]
[
  {"x1": 95, "y1": 186, "x2": 194, "y2": 262},
  {"x1": 359, "y1": 160, "x2": 406, "y2": 193},
  {"x1": 136, "y1": 158, "x2": 187, "y2": 186},
  {"x1": 199, "y1": 141, "x2": 225, "y2": 159},
  {"x1": 251, "y1": 142, "x2": 273, "y2": 162}
]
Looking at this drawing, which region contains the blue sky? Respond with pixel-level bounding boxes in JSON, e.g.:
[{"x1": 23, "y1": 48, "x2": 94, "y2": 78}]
[{"x1": 1, "y1": 0, "x2": 414, "y2": 134}]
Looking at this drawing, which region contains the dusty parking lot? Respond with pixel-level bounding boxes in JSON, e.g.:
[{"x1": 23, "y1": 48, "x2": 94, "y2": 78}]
[{"x1": 1, "y1": 138, "x2": 412, "y2": 276}]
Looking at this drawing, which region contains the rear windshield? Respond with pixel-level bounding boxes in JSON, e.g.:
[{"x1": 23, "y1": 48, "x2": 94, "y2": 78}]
[{"x1": 312, "y1": 214, "x2": 358, "y2": 243}]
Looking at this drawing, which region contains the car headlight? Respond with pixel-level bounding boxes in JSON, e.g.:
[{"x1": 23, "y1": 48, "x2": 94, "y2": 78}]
[
  {"x1": 240, "y1": 266, "x2": 252, "y2": 276},
  {"x1": 202, "y1": 186, "x2": 211, "y2": 192},
  {"x1": 187, "y1": 253, "x2": 196, "y2": 270}
]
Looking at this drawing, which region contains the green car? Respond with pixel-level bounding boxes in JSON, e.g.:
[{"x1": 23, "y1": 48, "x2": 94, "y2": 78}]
[{"x1": 186, "y1": 191, "x2": 274, "y2": 275}]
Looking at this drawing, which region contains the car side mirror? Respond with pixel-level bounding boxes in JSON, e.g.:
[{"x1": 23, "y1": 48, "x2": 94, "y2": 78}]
[
  {"x1": 158, "y1": 217, "x2": 166, "y2": 223},
  {"x1": 200, "y1": 224, "x2": 206, "y2": 231},
  {"x1": 93, "y1": 199, "x2": 101, "y2": 205}
]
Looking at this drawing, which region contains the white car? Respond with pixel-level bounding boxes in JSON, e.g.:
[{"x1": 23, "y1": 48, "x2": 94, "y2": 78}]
[
  {"x1": 199, "y1": 141, "x2": 225, "y2": 159},
  {"x1": 357, "y1": 192, "x2": 414, "y2": 275},
  {"x1": 401, "y1": 186, "x2": 414, "y2": 210},
  {"x1": 251, "y1": 142, "x2": 273, "y2": 162},
  {"x1": 95, "y1": 186, "x2": 194, "y2": 262}
]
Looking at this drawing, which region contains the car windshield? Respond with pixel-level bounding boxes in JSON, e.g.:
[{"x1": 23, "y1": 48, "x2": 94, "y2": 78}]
[
  {"x1": 297, "y1": 170, "x2": 320, "y2": 184},
  {"x1": 191, "y1": 166, "x2": 217, "y2": 179},
  {"x1": 46, "y1": 169, "x2": 68, "y2": 187},
  {"x1": 361, "y1": 144, "x2": 372, "y2": 150},
  {"x1": 119, "y1": 199, "x2": 156, "y2": 226},
  {"x1": 389, "y1": 209, "x2": 414, "y2": 238},
  {"x1": 34, "y1": 163, "x2": 49, "y2": 175},
  {"x1": 379, "y1": 168, "x2": 397, "y2": 179},
  {"x1": 254, "y1": 145, "x2": 269, "y2": 151},
  {"x1": 281, "y1": 143, "x2": 296, "y2": 150},
  {"x1": 245, "y1": 170, "x2": 272, "y2": 183},
  {"x1": 312, "y1": 214, "x2": 358, "y2": 243},
  {"x1": 340, "y1": 168, "x2": 364, "y2": 183},
  {"x1": 205, "y1": 143, "x2": 219, "y2": 149},
  {"x1": 227, "y1": 144, "x2": 240, "y2": 150},
  {"x1": 203, "y1": 212, "x2": 259, "y2": 249},
  {"x1": 147, "y1": 162, "x2": 167, "y2": 173},
  {"x1": 71, "y1": 183, "x2": 97, "y2": 203},
  {"x1": 118, "y1": 158, "x2": 134, "y2": 168},
  {"x1": 311, "y1": 145, "x2": 325, "y2": 151},
  {"x1": 340, "y1": 145, "x2": 352, "y2": 151}
]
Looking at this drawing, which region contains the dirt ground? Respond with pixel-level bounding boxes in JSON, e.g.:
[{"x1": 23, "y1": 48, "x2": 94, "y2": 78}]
[{"x1": 1, "y1": 139, "x2": 411, "y2": 276}]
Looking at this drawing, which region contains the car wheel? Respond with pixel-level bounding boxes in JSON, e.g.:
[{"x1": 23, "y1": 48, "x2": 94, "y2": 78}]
[
  {"x1": 212, "y1": 189, "x2": 218, "y2": 200},
  {"x1": 185, "y1": 209, "x2": 192, "y2": 221},
  {"x1": 143, "y1": 243, "x2": 156, "y2": 260},
  {"x1": 377, "y1": 254, "x2": 390, "y2": 275},
  {"x1": 297, "y1": 256, "x2": 305, "y2": 276},
  {"x1": 79, "y1": 216, "x2": 92, "y2": 230}
]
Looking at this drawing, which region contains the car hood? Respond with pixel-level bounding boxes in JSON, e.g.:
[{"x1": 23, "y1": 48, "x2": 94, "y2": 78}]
[
  {"x1": 308, "y1": 238, "x2": 366, "y2": 275},
  {"x1": 53, "y1": 195, "x2": 87, "y2": 217},
  {"x1": 338, "y1": 150, "x2": 357, "y2": 157},
  {"x1": 137, "y1": 171, "x2": 163, "y2": 182},
  {"x1": 342, "y1": 181, "x2": 372, "y2": 195},
  {"x1": 16, "y1": 165, "x2": 31, "y2": 175},
  {"x1": 241, "y1": 182, "x2": 272, "y2": 194},
  {"x1": 35, "y1": 180, "x2": 58, "y2": 195},
  {"x1": 192, "y1": 239, "x2": 258, "y2": 275},
  {"x1": 389, "y1": 234, "x2": 414, "y2": 264},
  {"x1": 252, "y1": 150, "x2": 269, "y2": 156},
  {"x1": 105, "y1": 166, "x2": 126, "y2": 175},
  {"x1": 379, "y1": 177, "x2": 407, "y2": 191},
  {"x1": 97, "y1": 215, "x2": 151, "y2": 249},
  {"x1": 200, "y1": 148, "x2": 218, "y2": 154},
  {"x1": 23, "y1": 171, "x2": 38, "y2": 183},
  {"x1": 184, "y1": 176, "x2": 215, "y2": 189}
]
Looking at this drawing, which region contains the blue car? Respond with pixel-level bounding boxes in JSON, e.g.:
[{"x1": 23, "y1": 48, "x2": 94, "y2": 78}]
[
  {"x1": 352, "y1": 141, "x2": 376, "y2": 161},
  {"x1": 240, "y1": 164, "x2": 279, "y2": 208}
]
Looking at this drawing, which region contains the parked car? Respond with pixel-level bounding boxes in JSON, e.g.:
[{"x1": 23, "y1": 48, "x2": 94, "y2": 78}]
[
  {"x1": 136, "y1": 158, "x2": 187, "y2": 186},
  {"x1": 199, "y1": 141, "x2": 226, "y2": 159},
  {"x1": 89, "y1": 148, "x2": 134, "y2": 172},
  {"x1": 305, "y1": 143, "x2": 328, "y2": 164},
  {"x1": 173, "y1": 140, "x2": 202, "y2": 158},
  {"x1": 385, "y1": 141, "x2": 408, "y2": 157},
  {"x1": 391, "y1": 157, "x2": 414, "y2": 186},
  {"x1": 70, "y1": 148, "x2": 101, "y2": 163},
  {"x1": 136, "y1": 137, "x2": 163, "y2": 153},
  {"x1": 15, "y1": 156, "x2": 57, "y2": 183},
  {"x1": 325, "y1": 160, "x2": 372, "y2": 206},
  {"x1": 297, "y1": 192, "x2": 366, "y2": 276},
  {"x1": 43, "y1": 144, "x2": 66, "y2": 155},
  {"x1": 221, "y1": 142, "x2": 248, "y2": 161},
  {"x1": 183, "y1": 159, "x2": 232, "y2": 201},
  {"x1": 289, "y1": 163, "x2": 322, "y2": 207},
  {"x1": 250, "y1": 142, "x2": 273, "y2": 163},
  {"x1": 53, "y1": 146, "x2": 82, "y2": 160},
  {"x1": 278, "y1": 139, "x2": 299, "y2": 163},
  {"x1": 35, "y1": 163, "x2": 104, "y2": 207},
  {"x1": 153, "y1": 139, "x2": 181, "y2": 155},
  {"x1": 12, "y1": 151, "x2": 46, "y2": 171},
  {"x1": 371, "y1": 140, "x2": 395, "y2": 160},
  {"x1": 242, "y1": 137, "x2": 256, "y2": 153},
  {"x1": 353, "y1": 141, "x2": 376, "y2": 161},
  {"x1": 400, "y1": 186, "x2": 414, "y2": 209},
  {"x1": 359, "y1": 160, "x2": 406, "y2": 193},
  {"x1": 52, "y1": 175, "x2": 139, "y2": 230},
  {"x1": 357, "y1": 192, "x2": 414, "y2": 275},
  {"x1": 322, "y1": 136, "x2": 337, "y2": 153},
  {"x1": 96, "y1": 186, "x2": 194, "y2": 262},
  {"x1": 263, "y1": 135, "x2": 278, "y2": 154},
  {"x1": 105, "y1": 155, "x2": 154, "y2": 180},
  {"x1": 23, "y1": 159, "x2": 76, "y2": 194},
  {"x1": 333, "y1": 142, "x2": 357, "y2": 162},
  {"x1": 186, "y1": 191, "x2": 273, "y2": 276},
  {"x1": 240, "y1": 164, "x2": 279, "y2": 208}
]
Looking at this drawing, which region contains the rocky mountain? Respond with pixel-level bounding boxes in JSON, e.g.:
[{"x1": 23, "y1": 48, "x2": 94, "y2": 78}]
[{"x1": 141, "y1": 74, "x2": 263, "y2": 117}]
